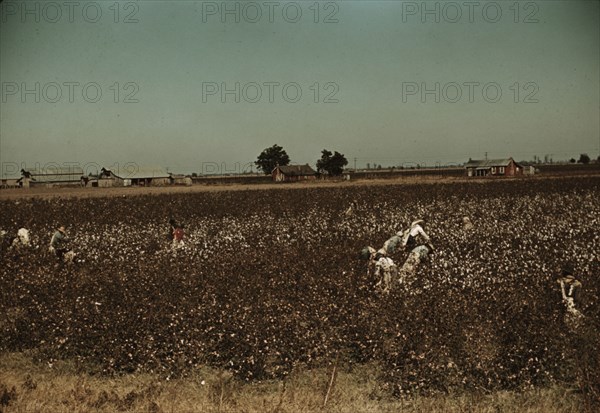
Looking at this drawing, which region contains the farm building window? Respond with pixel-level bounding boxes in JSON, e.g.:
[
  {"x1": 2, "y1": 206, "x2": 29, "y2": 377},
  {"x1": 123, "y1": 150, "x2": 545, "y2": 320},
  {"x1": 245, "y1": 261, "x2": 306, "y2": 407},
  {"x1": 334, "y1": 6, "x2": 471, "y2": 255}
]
[
  {"x1": 499, "y1": 167, "x2": 505, "y2": 174},
  {"x1": 491, "y1": 167, "x2": 496, "y2": 174}
]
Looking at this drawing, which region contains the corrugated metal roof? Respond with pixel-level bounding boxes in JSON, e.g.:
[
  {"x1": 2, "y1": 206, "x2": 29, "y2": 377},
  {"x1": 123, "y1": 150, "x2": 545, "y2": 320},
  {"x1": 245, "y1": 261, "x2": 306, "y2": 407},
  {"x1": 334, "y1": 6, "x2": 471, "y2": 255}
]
[
  {"x1": 32, "y1": 174, "x2": 82, "y2": 183},
  {"x1": 276, "y1": 164, "x2": 317, "y2": 176},
  {"x1": 24, "y1": 166, "x2": 84, "y2": 176},
  {"x1": 465, "y1": 159, "x2": 514, "y2": 168},
  {"x1": 107, "y1": 166, "x2": 170, "y2": 179},
  {"x1": 20, "y1": 167, "x2": 84, "y2": 183}
]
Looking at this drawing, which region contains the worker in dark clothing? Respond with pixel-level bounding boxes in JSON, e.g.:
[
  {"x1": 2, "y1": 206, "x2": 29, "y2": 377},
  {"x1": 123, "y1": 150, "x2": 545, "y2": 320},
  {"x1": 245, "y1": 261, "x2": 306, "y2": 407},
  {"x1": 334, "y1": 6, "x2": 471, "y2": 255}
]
[
  {"x1": 49, "y1": 226, "x2": 70, "y2": 262},
  {"x1": 168, "y1": 219, "x2": 177, "y2": 241}
]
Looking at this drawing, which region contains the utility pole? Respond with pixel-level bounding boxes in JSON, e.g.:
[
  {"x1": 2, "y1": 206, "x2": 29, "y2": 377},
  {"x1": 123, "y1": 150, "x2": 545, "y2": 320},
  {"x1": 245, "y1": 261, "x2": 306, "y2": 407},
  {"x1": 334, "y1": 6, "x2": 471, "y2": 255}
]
[
  {"x1": 354, "y1": 157, "x2": 357, "y2": 171},
  {"x1": 485, "y1": 152, "x2": 488, "y2": 161}
]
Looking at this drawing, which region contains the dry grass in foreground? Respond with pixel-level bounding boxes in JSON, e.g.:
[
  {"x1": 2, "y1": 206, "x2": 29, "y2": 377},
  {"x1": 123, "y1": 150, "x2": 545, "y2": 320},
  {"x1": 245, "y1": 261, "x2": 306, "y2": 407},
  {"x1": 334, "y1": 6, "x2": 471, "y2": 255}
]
[{"x1": 0, "y1": 353, "x2": 587, "y2": 413}]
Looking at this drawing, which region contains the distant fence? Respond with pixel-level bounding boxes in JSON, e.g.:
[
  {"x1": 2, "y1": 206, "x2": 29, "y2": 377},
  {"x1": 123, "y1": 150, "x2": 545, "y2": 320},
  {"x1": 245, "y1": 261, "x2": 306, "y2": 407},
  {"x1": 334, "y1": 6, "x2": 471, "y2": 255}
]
[
  {"x1": 536, "y1": 163, "x2": 600, "y2": 175},
  {"x1": 191, "y1": 168, "x2": 465, "y2": 185},
  {"x1": 189, "y1": 164, "x2": 599, "y2": 186},
  {"x1": 191, "y1": 175, "x2": 273, "y2": 185},
  {"x1": 351, "y1": 167, "x2": 465, "y2": 180}
]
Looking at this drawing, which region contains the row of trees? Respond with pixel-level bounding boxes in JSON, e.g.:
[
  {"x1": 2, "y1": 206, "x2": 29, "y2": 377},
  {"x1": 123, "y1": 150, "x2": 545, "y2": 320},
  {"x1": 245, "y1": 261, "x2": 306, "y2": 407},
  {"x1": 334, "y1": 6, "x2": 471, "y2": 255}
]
[
  {"x1": 569, "y1": 153, "x2": 596, "y2": 164},
  {"x1": 529, "y1": 154, "x2": 596, "y2": 165},
  {"x1": 256, "y1": 146, "x2": 599, "y2": 177},
  {"x1": 255, "y1": 145, "x2": 348, "y2": 176}
]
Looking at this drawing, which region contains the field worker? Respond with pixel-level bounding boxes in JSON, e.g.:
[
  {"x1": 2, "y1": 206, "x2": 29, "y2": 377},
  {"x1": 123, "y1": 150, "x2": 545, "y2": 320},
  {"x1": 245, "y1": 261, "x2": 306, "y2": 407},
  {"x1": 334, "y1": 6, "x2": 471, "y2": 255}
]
[
  {"x1": 360, "y1": 246, "x2": 379, "y2": 287},
  {"x1": 172, "y1": 224, "x2": 185, "y2": 249},
  {"x1": 556, "y1": 267, "x2": 583, "y2": 330},
  {"x1": 401, "y1": 219, "x2": 431, "y2": 251},
  {"x1": 380, "y1": 231, "x2": 404, "y2": 256},
  {"x1": 462, "y1": 216, "x2": 474, "y2": 231},
  {"x1": 11, "y1": 227, "x2": 31, "y2": 248},
  {"x1": 168, "y1": 218, "x2": 177, "y2": 241},
  {"x1": 373, "y1": 252, "x2": 398, "y2": 294},
  {"x1": 0, "y1": 230, "x2": 9, "y2": 252},
  {"x1": 49, "y1": 225, "x2": 70, "y2": 262},
  {"x1": 360, "y1": 246, "x2": 377, "y2": 261},
  {"x1": 398, "y1": 243, "x2": 434, "y2": 285},
  {"x1": 344, "y1": 201, "x2": 357, "y2": 216},
  {"x1": 360, "y1": 245, "x2": 377, "y2": 270}
]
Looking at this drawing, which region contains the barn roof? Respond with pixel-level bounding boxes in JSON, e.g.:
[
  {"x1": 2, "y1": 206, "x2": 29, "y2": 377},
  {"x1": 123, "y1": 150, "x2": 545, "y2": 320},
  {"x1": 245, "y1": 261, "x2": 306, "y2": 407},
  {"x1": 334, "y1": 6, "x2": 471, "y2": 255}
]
[
  {"x1": 169, "y1": 173, "x2": 191, "y2": 178},
  {"x1": 464, "y1": 158, "x2": 517, "y2": 168},
  {"x1": 23, "y1": 166, "x2": 84, "y2": 183},
  {"x1": 105, "y1": 166, "x2": 170, "y2": 179},
  {"x1": 24, "y1": 166, "x2": 84, "y2": 176},
  {"x1": 275, "y1": 164, "x2": 317, "y2": 176},
  {"x1": 32, "y1": 175, "x2": 82, "y2": 183}
]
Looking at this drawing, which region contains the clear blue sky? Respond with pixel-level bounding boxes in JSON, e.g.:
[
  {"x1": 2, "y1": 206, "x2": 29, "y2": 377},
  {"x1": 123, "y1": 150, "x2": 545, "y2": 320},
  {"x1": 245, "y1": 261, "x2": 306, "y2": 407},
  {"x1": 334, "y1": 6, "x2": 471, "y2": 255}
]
[{"x1": 1, "y1": 0, "x2": 598, "y2": 174}]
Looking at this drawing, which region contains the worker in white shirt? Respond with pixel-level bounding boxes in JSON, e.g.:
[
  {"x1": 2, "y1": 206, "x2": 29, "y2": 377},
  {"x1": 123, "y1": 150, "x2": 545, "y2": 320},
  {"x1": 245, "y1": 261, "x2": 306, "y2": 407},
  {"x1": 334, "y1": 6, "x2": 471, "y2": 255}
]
[
  {"x1": 402, "y1": 219, "x2": 431, "y2": 250},
  {"x1": 361, "y1": 246, "x2": 396, "y2": 292},
  {"x1": 19, "y1": 228, "x2": 30, "y2": 245},
  {"x1": 556, "y1": 266, "x2": 583, "y2": 331},
  {"x1": 398, "y1": 219, "x2": 434, "y2": 284},
  {"x1": 9, "y1": 227, "x2": 31, "y2": 250},
  {"x1": 373, "y1": 252, "x2": 398, "y2": 294}
]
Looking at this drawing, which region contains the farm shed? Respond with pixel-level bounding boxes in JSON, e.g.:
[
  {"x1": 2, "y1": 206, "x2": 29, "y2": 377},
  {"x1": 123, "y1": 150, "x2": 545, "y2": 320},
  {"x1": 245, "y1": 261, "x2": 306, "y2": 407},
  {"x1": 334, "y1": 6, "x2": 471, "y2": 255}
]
[
  {"x1": 93, "y1": 168, "x2": 118, "y2": 187},
  {"x1": 272, "y1": 164, "x2": 317, "y2": 182},
  {"x1": 101, "y1": 166, "x2": 171, "y2": 187},
  {"x1": 169, "y1": 173, "x2": 193, "y2": 186},
  {"x1": 79, "y1": 173, "x2": 106, "y2": 188},
  {"x1": 22, "y1": 166, "x2": 84, "y2": 187},
  {"x1": 1, "y1": 170, "x2": 25, "y2": 188},
  {"x1": 464, "y1": 158, "x2": 523, "y2": 177},
  {"x1": 521, "y1": 164, "x2": 537, "y2": 175}
]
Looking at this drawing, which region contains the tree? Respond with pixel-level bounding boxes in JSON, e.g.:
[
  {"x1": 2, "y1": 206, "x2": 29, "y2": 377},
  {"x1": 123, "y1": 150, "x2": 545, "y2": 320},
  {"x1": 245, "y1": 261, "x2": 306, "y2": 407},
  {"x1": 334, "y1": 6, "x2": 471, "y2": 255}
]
[
  {"x1": 316, "y1": 149, "x2": 348, "y2": 176},
  {"x1": 578, "y1": 153, "x2": 590, "y2": 164},
  {"x1": 255, "y1": 144, "x2": 290, "y2": 175},
  {"x1": 569, "y1": 158, "x2": 576, "y2": 163}
]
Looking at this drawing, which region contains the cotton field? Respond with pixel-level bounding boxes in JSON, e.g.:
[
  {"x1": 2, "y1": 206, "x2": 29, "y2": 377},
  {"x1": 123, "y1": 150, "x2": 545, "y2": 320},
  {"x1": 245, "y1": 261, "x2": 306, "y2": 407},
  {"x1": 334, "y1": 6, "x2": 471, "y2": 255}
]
[{"x1": 1, "y1": 177, "x2": 598, "y2": 397}]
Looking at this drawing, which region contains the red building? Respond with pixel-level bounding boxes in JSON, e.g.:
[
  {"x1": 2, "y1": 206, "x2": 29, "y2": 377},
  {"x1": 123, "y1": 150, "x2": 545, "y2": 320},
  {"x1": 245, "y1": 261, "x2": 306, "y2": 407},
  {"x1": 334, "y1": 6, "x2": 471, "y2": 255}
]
[{"x1": 465, "y1": 158, "x2": 523, "y2": 177}]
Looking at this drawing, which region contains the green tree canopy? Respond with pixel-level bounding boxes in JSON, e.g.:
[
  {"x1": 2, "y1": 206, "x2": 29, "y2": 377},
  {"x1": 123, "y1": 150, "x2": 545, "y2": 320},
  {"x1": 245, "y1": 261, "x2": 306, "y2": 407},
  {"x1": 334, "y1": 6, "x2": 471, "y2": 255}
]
[
  {"x1": 255, "y1": 144, "x2": 290, "y2": 175},
  {"x1": 578, "y1": 153, "x2": 590, "y2": 164},
  {"x1": 316, "y1": 149, "x2": 348, "y2": 176}
]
